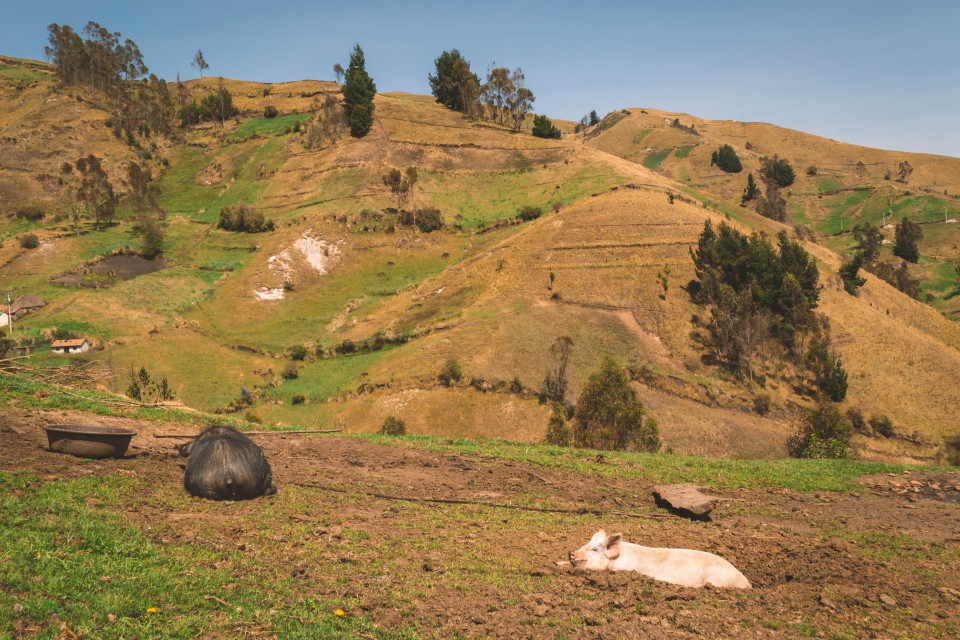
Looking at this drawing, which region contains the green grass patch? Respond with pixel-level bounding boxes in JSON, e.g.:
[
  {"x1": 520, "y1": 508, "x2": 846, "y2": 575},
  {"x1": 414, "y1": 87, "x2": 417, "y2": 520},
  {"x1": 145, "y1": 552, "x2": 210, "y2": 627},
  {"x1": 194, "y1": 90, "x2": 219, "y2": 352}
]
[
  {"x1": 157, "y1": 137, "x2": 287, "y2": 221},
  {"x1": 264, "y1": 349, "x2": 394, "y2": 404},
  {"x1": 230, "y1": 113, "x2": 311, "y2": 139},
  {"x1": 631, "y1": 129, "x2": 653, "y2": 144},
  {"x1": 0, "y1": 375, "x2": 227, "y2": 427},
  {"x1": 816, "y1": 177, "x2": 842, "y2": 193},
  {"x1": 642, "y1": 149, "x2": 671, "y2": 170},
  {"x1": 679, "y1": 187, "x2": 746, "y2": 224},
  {"x1": 819, "y1": 190, "x2": 871, "y2": 235},
  {"x1": 674, "y1": 146, "x2": 694, "y2": 159},
  {"x1": 421, "y1": 164, "x2": 626, "y2": 228},
  {"x1": 0, "y1": 471, "x2": 413, "y2": 639},
  {"x1": 360, "y1": 433, "x2": 917, "y2": 493}
]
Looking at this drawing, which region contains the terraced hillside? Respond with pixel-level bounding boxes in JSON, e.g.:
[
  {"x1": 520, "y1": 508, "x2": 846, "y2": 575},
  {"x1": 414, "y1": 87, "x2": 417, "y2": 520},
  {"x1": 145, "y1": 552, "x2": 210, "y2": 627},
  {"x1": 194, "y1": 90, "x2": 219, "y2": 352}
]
[
  {"x1": 2, "y1": 56, "x2": 959, "y2": 463},
  {"x1": 585, "y1": 107, "x2": 960, "y2": 319}
]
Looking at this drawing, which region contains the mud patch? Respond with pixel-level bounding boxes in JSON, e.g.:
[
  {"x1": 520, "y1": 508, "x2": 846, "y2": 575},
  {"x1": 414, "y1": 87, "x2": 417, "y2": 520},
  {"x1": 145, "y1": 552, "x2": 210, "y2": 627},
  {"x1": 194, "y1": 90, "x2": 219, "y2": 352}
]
[
  {"x1": 51, "y1": 253, "x2": 165, "y2": 288},
  {"x1": 2, "y1": 408, "x2": 958, "y2": 639}
]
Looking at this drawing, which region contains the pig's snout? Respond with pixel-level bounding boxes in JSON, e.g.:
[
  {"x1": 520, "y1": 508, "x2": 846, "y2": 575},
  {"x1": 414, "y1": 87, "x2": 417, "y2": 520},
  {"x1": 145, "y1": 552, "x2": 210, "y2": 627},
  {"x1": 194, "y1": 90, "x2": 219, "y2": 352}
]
[{"x1": 568, "y1": 550, "x2": 579, "y2": 565}]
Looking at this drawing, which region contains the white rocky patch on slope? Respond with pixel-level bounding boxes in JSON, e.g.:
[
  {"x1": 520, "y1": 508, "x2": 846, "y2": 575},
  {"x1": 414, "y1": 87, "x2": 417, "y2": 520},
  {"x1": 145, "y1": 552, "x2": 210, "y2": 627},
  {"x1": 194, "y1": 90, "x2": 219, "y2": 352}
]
[{"x1": 253, "y1": 231, "x2": 343, "y2": 301}]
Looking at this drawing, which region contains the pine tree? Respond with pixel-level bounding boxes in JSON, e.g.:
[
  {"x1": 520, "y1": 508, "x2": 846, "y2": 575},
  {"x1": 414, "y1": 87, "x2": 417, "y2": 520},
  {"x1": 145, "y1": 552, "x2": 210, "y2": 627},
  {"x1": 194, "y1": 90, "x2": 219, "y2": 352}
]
[
  {"x1": 741, "y1": 173, "x2": 758, "y2": 205},
  {"x1": 710, "y1": 144, "x2": 742, "y2": 173},
  {"x1": 342, "y1": 44, "x2": 376, "y2": 137}
]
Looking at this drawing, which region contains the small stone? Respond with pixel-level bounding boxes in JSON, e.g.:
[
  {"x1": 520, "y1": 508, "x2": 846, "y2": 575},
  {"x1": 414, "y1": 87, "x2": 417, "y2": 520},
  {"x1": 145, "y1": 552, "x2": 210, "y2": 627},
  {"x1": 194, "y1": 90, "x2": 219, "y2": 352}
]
[
  {"x1": 12, "y1": 603, "x2": 23, "y2": 614},
  {"x1": 107, "y1": 614, "x2": 117, "y2": 624},
  {"x1": 879, "y1": 594, "x2": 897, "y2": 607},
  {"x1": 534, "y1": 604, "x2": 549, "y2": 617}
]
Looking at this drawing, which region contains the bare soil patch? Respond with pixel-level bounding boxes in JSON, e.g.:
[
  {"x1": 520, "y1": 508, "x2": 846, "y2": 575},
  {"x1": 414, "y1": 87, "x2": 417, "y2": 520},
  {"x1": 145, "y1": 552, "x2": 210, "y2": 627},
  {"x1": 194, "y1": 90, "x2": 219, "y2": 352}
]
[
  {"x1": 50, "y1": 254, "x2": 165, "y2": 288},
  {"x1": 2, "y1": 408, "x2": 958, "y2": 638}
]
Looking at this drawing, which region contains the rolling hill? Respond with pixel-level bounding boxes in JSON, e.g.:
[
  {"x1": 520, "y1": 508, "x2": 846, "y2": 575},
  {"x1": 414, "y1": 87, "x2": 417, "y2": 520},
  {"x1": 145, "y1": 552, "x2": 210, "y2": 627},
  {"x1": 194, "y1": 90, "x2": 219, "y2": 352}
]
[{"x1": 2, "y1": 55, "x2": 959, "y2": 464}]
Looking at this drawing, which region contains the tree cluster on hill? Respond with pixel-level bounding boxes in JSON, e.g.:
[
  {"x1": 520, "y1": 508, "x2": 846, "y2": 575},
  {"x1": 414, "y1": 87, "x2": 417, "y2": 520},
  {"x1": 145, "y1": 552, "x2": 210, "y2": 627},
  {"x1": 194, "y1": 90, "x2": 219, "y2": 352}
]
[
  {"x1": 428, "y1": 50, "x2": 535, "y2": 131},
  {"x1": 45, "y1": 22, "x2": 175, "y2": 140},
  {"x1": 710, "y1": 144, "x2": 742, "y2": 173},
  {"x1": 302, "y1": 95, "x2": 346, "y2": 149},
  {"x1": 531, "y1": 114, "x2": 561, "y2": 139},
  {"x1": 177, "y1": 79, "x2": 238, "y2": 127},
  {"x1": 342, "y1": 44, "x2": 376, "y2": 137},
  {"x1": 573, "y1": 357, "x2": 660, "y2": 452},
  {"x1": 428, "y1": 49, "x2": 481, "y2": 114},
  {"x1": 754, "y1": 156, "x2": 795, "y2": 221},
  {"x1": 691, "y1": 221, "x2": 847, "y2": 400},
  {"x1": 216, "y1": 204, "x2": 274, "y2": 233},
  {"x1": 844, "y1": 219, "x2": 923, "y2": 299}
]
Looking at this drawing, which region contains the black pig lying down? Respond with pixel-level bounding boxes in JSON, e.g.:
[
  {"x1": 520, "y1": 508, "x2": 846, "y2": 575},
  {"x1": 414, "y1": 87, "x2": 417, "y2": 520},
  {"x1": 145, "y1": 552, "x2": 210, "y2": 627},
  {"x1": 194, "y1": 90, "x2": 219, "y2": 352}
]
[{"x1": 181, "y1": 426, "x2": 277, "y2": 500}]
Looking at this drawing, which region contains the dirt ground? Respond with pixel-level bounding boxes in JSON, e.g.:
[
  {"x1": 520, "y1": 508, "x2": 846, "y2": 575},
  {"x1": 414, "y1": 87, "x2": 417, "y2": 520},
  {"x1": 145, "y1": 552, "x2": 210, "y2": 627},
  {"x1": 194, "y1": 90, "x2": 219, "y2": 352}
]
[{"x1": 3, "y1": 408, "x2": 959, "y2": 639}]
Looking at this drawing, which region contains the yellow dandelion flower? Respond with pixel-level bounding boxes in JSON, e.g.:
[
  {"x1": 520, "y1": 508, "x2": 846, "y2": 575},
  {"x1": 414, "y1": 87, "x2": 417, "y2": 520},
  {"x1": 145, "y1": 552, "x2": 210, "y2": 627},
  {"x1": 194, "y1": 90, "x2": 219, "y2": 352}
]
[
  {"x1": 334, "y1": 609, "x2": 345, "y2": 617},
  {"x1": 146, "y1": 607, "x2": 158, "y2": 614}
]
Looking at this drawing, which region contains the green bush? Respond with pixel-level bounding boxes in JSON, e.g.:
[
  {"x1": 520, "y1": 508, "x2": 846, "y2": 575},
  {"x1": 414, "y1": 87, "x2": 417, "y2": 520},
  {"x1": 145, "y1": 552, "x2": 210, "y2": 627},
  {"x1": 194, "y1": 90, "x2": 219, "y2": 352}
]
[
  {"x1": 438, "y1": 357, "x2": 463, "y2": 387},
  {"x1": 531, "y1": 114, "x2": 561, "y2": 139},
  {"x1": 517, "y1": 205, "x2": 543, "y2": 221},
  {"x1": 399, "y1": 207, "x2": 443, "y2": 232},
  {"x1": 289, "y1": 345, "x2": 307, "y2": 361},
  {"x1": 710, "y1": 144, "x2": 742, "y2": 173},
  {"x1": 291, "y1": 394, "x2": 306, "y2": 405},
  {"x1": 281, "y1": 362, "x2": 299, "y2": 380},
  {"x1": 753, "y1": 393, "x2": 771, "y2": 415},
  {"x1": 264, "y1": 105, "x2": 278, "y2": 118},
  {"x1": 761, "y1": 156, "x2": 796, "y2": 187},
  {"x1": 15, "y1": 206, "x2": 45, "y2": 221},
  {"x1": 217, "y1": 203, "x2": 275, "y2": 233},
  {"x1": 544, "y1": 404, "x2": 571, "y2": 446},
  {"x1": 943, "y1": 434, "x2": 960, "y2": 466},
  {"x1": 787, "y1": 402, "x2": 853, "y2": 459},
  {"x1": 846, "y1": 407, "x2": 867, "y2": 433},
  {"x1": 379, "y1": 415, "x2": 407, "y2": 436},
  {"x1": 19, "y1": 233, "x2": 40, "y2": 249},
  {"x1": 573, "y1": 357, "x2": 659, "y2": 452},
  {"x1": 869, "y1": 414, "x2": 895, "y2": 438}
]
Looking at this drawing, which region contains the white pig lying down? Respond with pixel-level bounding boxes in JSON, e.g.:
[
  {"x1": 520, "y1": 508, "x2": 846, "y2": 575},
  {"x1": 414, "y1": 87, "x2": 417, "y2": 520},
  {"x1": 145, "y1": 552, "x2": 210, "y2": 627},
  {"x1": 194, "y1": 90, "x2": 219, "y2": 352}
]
[{"x1": 569, "y1": 530, "x2": 751, "y2": 589}]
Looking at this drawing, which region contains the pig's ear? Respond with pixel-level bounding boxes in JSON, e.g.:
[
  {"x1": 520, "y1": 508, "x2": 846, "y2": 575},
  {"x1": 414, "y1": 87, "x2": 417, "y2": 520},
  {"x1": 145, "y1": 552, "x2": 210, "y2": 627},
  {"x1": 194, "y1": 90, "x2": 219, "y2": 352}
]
[
  {"x1": 604, "y1": 533, "x2": 623, "y2": 559},
  {"x1": 590, "y1": 530, "x2": 607, "y2": 546}
]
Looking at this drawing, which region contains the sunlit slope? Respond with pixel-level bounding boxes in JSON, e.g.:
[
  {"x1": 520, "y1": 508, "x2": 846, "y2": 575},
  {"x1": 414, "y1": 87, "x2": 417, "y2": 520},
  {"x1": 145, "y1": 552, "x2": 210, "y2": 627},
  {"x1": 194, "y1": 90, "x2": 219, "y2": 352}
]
[
  {"x1": 586, "y1": 107, "x2": 960, "y2": 319},
  {"x1": 250, "y1": 186, "x2": 960, "y2": 457}
]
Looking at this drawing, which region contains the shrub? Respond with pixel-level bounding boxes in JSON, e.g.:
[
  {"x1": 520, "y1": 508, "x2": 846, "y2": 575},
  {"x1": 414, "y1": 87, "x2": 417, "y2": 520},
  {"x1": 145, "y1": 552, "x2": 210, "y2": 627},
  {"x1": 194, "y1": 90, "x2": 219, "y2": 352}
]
[
  {"x1": 846, "y1": 408, "x2": 867, "y2": 433},
  {"x1": 943, "y1": 434, "x2": 960, "y2": 467},
  {"x1": 379, "y1": 415, "x2": 407, "y2": 436},
  {"x1": 531, "y1": 114, "x2": 561, "y2": 139},
  {"x1": 544, "y1": 404, "x2": 571, "y2": 446},
  {"x1": 869, "y1": 414, "x2": 895, "y2": 438},
  {"x1": 217, "y1": 203, "x2": 275, "y2": 233},
  {"x1": 264, "y1": 105, "x2": 278, "y2": 118},
  {"x1": 281, "y1": 362, "x2": 299, "y2": 380},
  {"x1": 760, "y1": 156, "x2": 796, "y2": 187},
  {"x1": 15, "y1": 206, "x2": 45, "y2": 221},
  {"x1": 289, "y1": 345, "x2": 307, "y2": 361},
  {"x1": 753, "y1": 393, "x2": 771, "y2": 415},
  {"x1": 19, "y1": 233, "x2": 39, "y2": 249},
  {"x1": 244, "y1": 410, "x2": 263, "y2": 424},
  {"x1": 787, "y1": 402, "x2": 853, "y2": 459},
  {"x1": 438, "y1": 357, "x2": 463, "y2": 387},
  {"x1": 710, "y1": 144, "x2": 742, "y2": 173},
  {"x1": 517, "y1": 205, "x2": 543, "y2": 221},
  {"x1": 399, "y1": 207, "x2": 443, "y2": 232},
  {"x1": 291, "y1": 394, "x2": 306, "y2": 405},
  {"x1": 806, "y1": 165, "x2": 818, "y2": 176},
  {"x1": 573, "y1": 357, "x2": 659, "y2": 452}
]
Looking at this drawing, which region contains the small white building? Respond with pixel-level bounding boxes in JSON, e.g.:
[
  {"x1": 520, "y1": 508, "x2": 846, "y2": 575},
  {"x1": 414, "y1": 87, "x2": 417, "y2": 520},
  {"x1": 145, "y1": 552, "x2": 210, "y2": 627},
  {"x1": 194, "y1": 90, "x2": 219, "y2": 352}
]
[
  {"x1": 51, "y1": 338, "x2": 91, "y2": 354},
  {"x1": 0, "y1": 310, "x2": 7, "y2": 328}
]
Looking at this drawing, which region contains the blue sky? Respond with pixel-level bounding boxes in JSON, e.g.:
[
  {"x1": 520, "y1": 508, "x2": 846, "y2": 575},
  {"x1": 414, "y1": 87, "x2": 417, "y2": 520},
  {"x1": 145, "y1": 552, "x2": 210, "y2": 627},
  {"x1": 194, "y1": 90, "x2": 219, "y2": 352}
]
[{"x1": 4, "y1": 1, "x2": 959, "y2": 156}]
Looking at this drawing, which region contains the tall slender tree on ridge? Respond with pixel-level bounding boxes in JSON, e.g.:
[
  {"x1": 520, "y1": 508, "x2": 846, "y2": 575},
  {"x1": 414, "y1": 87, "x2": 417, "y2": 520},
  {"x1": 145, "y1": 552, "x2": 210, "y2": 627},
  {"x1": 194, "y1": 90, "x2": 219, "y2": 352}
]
[{"x1": 342, "y1": 44, "x2": 376, "y2": 137}]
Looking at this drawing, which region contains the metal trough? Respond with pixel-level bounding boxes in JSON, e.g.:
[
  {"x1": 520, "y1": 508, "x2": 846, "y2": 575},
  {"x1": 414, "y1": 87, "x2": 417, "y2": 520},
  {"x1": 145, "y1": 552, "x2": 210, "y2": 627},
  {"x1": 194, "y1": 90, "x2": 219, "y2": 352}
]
[{"x1": 43, "y1": 425, "x2": 136, "y2": 459}]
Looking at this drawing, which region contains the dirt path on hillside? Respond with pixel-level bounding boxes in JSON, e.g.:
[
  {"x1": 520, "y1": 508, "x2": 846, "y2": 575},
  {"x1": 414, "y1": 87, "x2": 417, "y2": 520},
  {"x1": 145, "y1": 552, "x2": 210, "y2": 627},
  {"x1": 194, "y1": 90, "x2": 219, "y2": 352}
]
[{"x1": 3, "y1": 408, "x2": 959, "y2": 639}]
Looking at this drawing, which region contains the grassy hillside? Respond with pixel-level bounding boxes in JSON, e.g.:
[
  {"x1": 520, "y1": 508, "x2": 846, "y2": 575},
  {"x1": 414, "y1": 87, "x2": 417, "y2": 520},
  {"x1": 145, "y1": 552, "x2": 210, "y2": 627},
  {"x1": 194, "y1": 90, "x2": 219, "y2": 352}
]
[
  {"x1": 586, "y1": 107, "x2": 960, "y2": 320},
  {"x1": 2, "y1": 56, "x2": 959, "y2": 463}
]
